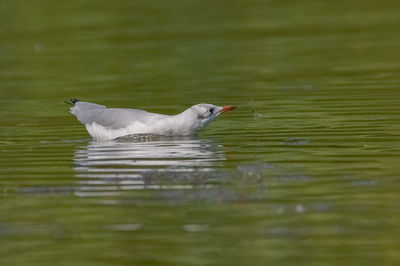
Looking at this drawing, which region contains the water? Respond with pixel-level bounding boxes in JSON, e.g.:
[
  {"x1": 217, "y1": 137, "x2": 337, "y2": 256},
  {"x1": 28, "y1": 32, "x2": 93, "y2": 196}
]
[{"x1": 1, "y1": 0, "x2": 400, "y2": 265}]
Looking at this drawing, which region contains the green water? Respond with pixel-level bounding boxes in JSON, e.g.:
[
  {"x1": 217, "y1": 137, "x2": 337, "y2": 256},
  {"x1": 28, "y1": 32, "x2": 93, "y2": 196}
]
[{"x1": 1, "y1": 0, "x2": 400, "y2": 265}]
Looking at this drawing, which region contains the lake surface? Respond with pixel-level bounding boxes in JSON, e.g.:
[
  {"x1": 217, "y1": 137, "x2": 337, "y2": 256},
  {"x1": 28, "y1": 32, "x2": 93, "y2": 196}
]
[{"x1": 1, "y1": 0, "x2": 400, "y2": 265}]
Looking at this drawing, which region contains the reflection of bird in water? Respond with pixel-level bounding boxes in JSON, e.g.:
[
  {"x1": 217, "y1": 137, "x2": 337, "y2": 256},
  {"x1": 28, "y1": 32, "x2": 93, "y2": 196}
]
[
  {"x1": 73, "y1": 136, "x2": 225, "y2": 197},
  {"x1": 67, "y1": 99, "x2": 236, "y2": 140}
]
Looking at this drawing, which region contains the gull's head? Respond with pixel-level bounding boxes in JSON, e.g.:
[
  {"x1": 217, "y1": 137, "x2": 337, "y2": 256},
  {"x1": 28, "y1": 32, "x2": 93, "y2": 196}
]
[{"x1": 181, "y1": 103, "x2": 236, "y2": 133}]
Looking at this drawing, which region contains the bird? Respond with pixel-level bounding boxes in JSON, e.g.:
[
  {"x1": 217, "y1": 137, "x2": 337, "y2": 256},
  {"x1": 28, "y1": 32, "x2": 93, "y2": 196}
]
[{"x1": 67, "y1": 99, "x2": 236, "y2": 140}]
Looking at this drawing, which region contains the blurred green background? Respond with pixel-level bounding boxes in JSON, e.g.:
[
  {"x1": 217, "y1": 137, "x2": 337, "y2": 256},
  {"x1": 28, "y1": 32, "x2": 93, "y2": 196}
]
[{"x1": 1, "y1": 0, "x2": 400, "y2": 265}]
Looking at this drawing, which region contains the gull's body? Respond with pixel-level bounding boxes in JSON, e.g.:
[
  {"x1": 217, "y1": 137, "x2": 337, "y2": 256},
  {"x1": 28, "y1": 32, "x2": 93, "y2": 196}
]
[{"x1": 68, "y1": 99, "x2": 236, "y2": 140}]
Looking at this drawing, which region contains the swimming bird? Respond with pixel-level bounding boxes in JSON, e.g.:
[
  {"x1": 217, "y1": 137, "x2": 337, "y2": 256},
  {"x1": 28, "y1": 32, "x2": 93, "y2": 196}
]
[{"x1": 67, "y1": 99, "x2": 236, "y2": 140}]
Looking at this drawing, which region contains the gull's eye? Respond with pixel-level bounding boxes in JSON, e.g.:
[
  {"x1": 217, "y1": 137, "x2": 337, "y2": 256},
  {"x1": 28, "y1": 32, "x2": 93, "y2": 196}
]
[{"x1": 209, "y1": 108, "x2": 215, "y2": 114}]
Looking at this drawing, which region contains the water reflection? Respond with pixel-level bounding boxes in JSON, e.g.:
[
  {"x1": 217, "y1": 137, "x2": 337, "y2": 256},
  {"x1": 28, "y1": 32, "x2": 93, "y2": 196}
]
[{"x1": 73, "y1": 135, "x2": 225, "y2": 197}]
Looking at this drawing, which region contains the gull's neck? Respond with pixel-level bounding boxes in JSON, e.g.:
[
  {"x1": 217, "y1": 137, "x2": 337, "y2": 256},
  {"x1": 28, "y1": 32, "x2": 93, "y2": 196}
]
[
  {"x1": 166, "y1": 108, "x2": 199, "y2": 135},
  {"x1": 150, "y1": 108, "x2": 200, "y2": 136}
]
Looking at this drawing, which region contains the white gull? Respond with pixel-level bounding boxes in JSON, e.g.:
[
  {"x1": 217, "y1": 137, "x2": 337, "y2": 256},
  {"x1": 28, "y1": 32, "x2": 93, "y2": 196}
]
[{"x1": 67, "y1": 99, "x2": 236, "y2": 140}]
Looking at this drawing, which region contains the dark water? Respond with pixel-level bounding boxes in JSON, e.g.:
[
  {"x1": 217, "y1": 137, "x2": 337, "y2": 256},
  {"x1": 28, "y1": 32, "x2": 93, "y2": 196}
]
[{"x1": 1, "y1": 0, "x2": 400, "y2": 265}]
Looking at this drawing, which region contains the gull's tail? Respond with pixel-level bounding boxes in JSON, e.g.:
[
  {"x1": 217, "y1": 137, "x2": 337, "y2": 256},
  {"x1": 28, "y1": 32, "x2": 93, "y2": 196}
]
[
  {"x1": 65, "y1": 98, "x2": 80, "y2": 106},
  {"x1": 67, "y1": 99, "x2": 107, "y2": 125}
]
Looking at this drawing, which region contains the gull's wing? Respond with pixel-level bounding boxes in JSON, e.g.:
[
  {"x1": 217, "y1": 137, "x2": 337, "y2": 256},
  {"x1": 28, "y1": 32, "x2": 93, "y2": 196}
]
[{"x1": 70, "y1": 101, "x2": 168, "y2": 129}]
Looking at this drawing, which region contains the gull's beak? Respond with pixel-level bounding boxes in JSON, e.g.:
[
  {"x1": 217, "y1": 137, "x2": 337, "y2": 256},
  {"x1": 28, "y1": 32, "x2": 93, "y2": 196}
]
[{"x1": 220, "y1": 105, "x2": 236, "y2": 113}]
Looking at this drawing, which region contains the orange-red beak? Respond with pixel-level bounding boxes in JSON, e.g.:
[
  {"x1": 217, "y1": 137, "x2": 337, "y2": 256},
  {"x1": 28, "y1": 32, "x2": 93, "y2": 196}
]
[{"x1": 220, "y1": 105, "x2": 236, "y2": 113}]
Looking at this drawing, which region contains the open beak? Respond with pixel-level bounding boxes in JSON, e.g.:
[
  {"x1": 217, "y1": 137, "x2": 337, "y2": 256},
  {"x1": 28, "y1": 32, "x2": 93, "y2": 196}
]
[{"x1": 220, "y1": 105, "x2": 236, "y2": 113}]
